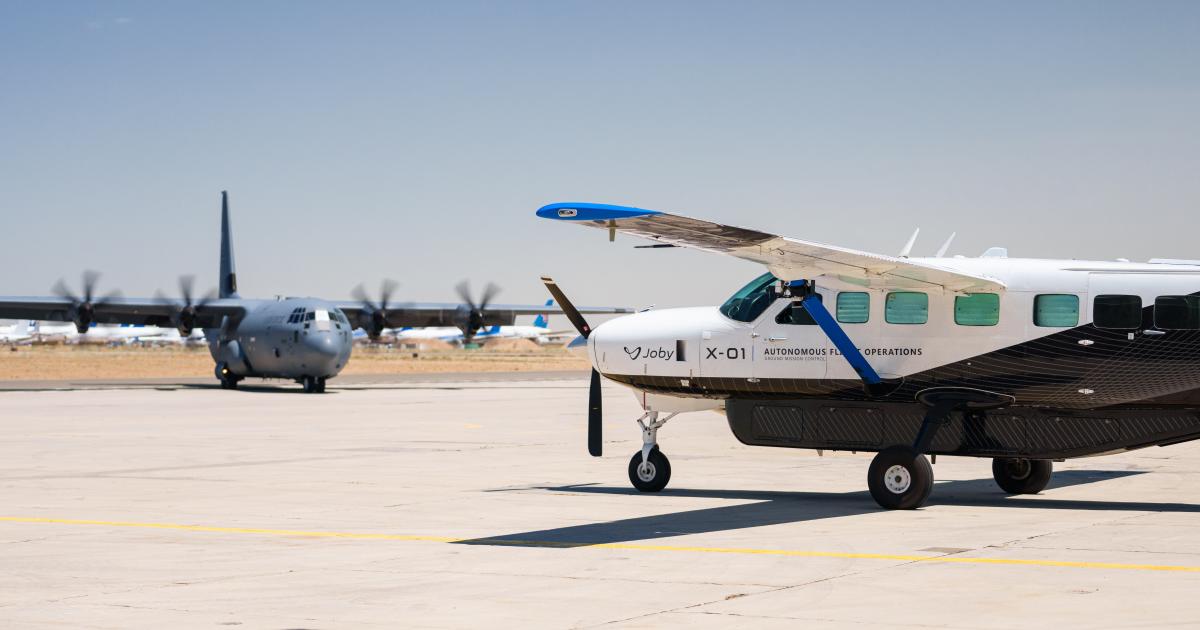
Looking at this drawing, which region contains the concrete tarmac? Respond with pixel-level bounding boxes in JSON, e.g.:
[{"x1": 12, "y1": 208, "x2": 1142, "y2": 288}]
[{"x1": 2, "y1": 375, "x2": 1199, "y2": 628}]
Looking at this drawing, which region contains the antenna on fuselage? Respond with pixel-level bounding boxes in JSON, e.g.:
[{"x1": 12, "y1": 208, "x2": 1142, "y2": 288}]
[
  {"x1": 898, "y1": 228, "x2": 920, "y2": 258},
  {"x1": 935, "y1": 232, "x2": 956, "y2": 258},
  {"x1": 219, "y1": 191, "x2": 239, "y2": 299}
]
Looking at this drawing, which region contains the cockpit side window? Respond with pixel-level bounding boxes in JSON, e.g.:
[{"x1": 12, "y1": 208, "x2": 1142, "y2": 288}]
[{"x1": 719, "y1": 273, "x2": 779, "y2": 323}]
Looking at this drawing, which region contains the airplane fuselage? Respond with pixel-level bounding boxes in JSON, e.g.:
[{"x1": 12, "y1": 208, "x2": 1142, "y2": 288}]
[
  {"x1": 586, "y1": 257, "x2": 1200, "y2": 460},
  {"x1": 208, "y1": 297, "x2": 354, "y2": 382}
]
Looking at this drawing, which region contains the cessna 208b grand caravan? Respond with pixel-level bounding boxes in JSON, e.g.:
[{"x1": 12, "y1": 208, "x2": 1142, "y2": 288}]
[
  {"x1": 0, "y1": 193, "x2": 628, "y2": 393},
  {"x1": 539, "y1": 202, "x2": 1200, "y2": 509}
]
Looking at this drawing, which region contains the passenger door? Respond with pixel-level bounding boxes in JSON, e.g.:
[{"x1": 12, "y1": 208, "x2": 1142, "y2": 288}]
[{"x1": 752, "y1": 289, "x2": 832, "y2": 382}]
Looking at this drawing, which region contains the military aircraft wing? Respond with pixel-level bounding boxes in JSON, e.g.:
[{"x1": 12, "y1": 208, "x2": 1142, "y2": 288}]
[
  {"x1": 335, "y1": 302, "x2": 633, "y2": 329},
  {"x1": 537, "y1": 202, "x2": 1005, "y2": 293},
  {"x1": 0, "y1": 296, "x2": 246, "y2": 328}
]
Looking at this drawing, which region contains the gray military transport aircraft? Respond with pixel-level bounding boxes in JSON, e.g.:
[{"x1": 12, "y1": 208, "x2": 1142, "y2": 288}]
[{"x1": 0, "y1": 192, "x2": 630, "y2": 392}]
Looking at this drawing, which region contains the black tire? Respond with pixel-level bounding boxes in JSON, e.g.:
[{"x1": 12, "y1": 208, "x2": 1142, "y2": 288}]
[
  {"x1": 992, "y1": 458, "x2": 1052, "y2": 495},
  {"x1": 628, "y1": 448, "x2": 671, "y2": 493},
  {"x1": 302, "y1": 376, "x2": 318, "y2": 393},
  {"x1": 316, "y1": 377, "x2": 327, "y2": 393},
  {"x1": 220, "y1": 377, "x2": 238, "y2": 390},
  {"x1": 868, "y1": 446, "x2": 934, "y2": 510}
]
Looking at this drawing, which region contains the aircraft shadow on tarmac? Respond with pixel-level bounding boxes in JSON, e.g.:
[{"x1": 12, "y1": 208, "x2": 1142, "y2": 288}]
[{"x1": 456, "y1": 470, "x2": 1199, "y2": 549}]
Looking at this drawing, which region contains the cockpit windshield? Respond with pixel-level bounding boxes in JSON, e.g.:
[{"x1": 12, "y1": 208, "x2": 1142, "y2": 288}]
[{"x1": 719, "y1": 272, "x2": 779, "y2": 322}]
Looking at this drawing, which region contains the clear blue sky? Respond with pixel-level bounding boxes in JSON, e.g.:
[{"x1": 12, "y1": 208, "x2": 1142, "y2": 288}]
[{"x1": 2, "y1": 2, "x2": 1198, "y2": 313}]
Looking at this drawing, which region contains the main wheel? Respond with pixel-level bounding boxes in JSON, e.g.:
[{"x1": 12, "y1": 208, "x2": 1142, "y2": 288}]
[
  {"x1": 868, "y1": 446, "x2": 934, "y2": 510},
  {"x1": 628, "y1": 448, "x2": 671, "y2": 493},
  {"x1": 992, "y1": 458, "x2": 1052, "y2": 494}
]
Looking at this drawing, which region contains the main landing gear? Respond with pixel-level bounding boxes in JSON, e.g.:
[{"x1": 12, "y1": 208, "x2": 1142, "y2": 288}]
[
  {"x1": 301, "y1": 376, "x2": 327, "y2": 394},
  {"x1": 867, "y1": 388, "x2": 1049, "y2": 510},
  {"x1": 627, "y1": 411, "x2": 677, "y2": 492}
]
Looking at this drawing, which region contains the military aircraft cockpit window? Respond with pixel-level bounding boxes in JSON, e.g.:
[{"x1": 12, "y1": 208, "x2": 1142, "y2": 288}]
[
  {"x1": 1154, "y1": 296, "x2": 1200, "y2": 330},
  {"x1": 314, "y1": 309, "x2": 330, "y2": 322},
  {"x1": 1034, "y1": 294, "x2": 1079, "y2": 327},
  {"x1": 718, "y1": 273, "x2": 779, "y2": 323},
  {"x1": 776, "y1": 293, "x2": 821, "y2": 325},
  {"x1": 885, "y1": 292, "x2": 928, "y2": 324},
  {"x1": 954, "y1": 293, "x2": 1000, "y2": 326},
  {"x1": 836, "y1": 292, "x2": 870, "y2": 323},
  {"x1": 1093, "y1": 295, "x2": 1142, "y2": 329}
]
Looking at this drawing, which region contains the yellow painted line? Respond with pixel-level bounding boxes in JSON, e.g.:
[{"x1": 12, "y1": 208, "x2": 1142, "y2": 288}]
[{"x1": 3, "y1": 516, "x2": 1199, "y2": 573}]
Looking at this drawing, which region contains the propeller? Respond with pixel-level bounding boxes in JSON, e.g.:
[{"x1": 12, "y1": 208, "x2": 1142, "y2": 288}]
[
  {"x1": 52, "y1": 271, "x2": 121, "y2": 334},
  {"x1": 454, "y1": 280, "x2": 500, "y2": 343},
  {"x1": 541, "y1": 276, "x2": 602, "y2": 457},
  {"x1": 155, "y1": 275, "x2": 217, "y2": 335},
  {"x1": 352, "y1": 279, "x2": 399, "y2": 340}
]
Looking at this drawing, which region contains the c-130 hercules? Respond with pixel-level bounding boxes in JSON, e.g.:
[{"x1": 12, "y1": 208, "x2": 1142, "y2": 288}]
[{"x1": 0, "y1": 193, "x2": 629, "y2": 392}]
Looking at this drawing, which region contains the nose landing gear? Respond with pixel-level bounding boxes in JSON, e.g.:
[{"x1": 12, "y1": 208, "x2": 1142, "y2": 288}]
[{"x1": 627, "y1": 411, "x2": 677, "y2": 492}]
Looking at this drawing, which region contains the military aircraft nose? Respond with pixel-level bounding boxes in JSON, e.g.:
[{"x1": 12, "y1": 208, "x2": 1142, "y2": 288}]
[{"x1": 305, "y1": 330, "x2": 342, "y2": 358}]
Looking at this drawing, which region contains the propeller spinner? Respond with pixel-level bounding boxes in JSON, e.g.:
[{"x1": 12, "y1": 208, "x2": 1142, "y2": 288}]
[{"x1": 52, "y1": 271, "x2": 121, "y2": 334}]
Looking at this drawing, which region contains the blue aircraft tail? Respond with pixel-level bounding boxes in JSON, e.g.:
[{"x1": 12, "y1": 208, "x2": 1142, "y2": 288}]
[{"x1": 533, "y1": 299, "x2": 553, "y2": 328}]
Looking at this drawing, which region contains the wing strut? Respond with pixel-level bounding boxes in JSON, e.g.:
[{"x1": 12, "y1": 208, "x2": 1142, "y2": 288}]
[{"x1": 789, "y1": 280, "x2": 882, "y2": 387}]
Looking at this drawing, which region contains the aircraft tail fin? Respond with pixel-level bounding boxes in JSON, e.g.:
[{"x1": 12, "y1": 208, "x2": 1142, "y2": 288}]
[
  {"x1": 219, "y1": 191, "x2": 239, "y2": 299},
  {"x1": 533, "y1": 299, "x2": 553, "y2": 328}
]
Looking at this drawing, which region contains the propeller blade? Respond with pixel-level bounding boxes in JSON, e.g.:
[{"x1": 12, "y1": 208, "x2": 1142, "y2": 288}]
[
  {"x1": 478, "y1": 282, "x2": 500, "y2": 310},
  {"x1": 380, "y1": 279, "x2": 398, "y2": 309},
  {"x1": 81, "y1": 270, "x2": 101, "y2": 303},
  {"x1": 455, "y1": 281, "x2": 477, "y2": 311},
  {"x1": 540, "y1": 276, "x2": 592, "y2": 338},
  {"x1": 179, "y1": 275, "x2": 196, "y2": 306},
  {"x1": 52, "y1": 279, "x2": 78, "y2": 303},
  {"x1": 588, "y1": 368, "x2": 603, "y2": 457}
]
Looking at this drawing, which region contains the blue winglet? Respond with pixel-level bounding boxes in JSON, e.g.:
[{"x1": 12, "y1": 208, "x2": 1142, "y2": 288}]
[
  {"x1": 537, "y1": 202, "x2": 662, "y2": 222},
  {"x1": 793, "y1": 283, "x2": 882, "y2": 386}
]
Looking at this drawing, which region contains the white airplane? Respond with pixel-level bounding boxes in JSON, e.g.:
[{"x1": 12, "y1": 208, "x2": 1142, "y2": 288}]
[
  {"x1": 388, "y1": 301, "x2": 565, "y2": 345},
  {"x1": 539, "y1": 201, "x2": 1200, "y2": 510},
  {"x1": 0, "y1": 320, "x2": 33, "y2": 344},
  {"x1": 32, "y1": 321, "x2": 166, "y2": 345}
]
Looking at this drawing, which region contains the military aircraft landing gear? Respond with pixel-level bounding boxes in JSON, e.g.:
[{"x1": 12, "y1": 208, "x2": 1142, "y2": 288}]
[
  {"x1": 992, "y1": 458, "x2": 1052, "y2": 494},
  {"x1": 301, "y1": 376, "x2": 326, "y2": 394},
  {"x1": 627, "y1": 411, "x2": 677, "y2": 492},
  {"x1": 216, "y1": 363, "x2": 241, "y2": 390}
]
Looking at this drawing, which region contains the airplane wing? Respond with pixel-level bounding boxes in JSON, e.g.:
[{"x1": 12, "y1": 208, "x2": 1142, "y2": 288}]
[
  {"x1": 335, "y1": 302, "x2": 632, "y2": 330},
  {"x1": 0, "y1": 297, "x2": 246, "y2": 328},
  {"x1": 537, "y1": 202, "x2": 1005, "y2": 293}
]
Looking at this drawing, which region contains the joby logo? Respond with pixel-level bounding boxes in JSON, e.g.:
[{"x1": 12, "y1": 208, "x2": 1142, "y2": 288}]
[
  {"x1": 557, "y1": 208, "x2": 578, "y2": 217},
  {"x1": 623, "y1": 346, "x2": 675, "y2": 361}
]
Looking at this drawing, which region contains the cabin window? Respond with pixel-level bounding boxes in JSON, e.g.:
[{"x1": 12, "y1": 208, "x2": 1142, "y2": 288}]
[
  {"x1": 954, "y1": 293, "x2": 1000, "y2": 326},
  {"x1": 886, "y1": 292, "x2": 928, "y2": 324},
  {"x1": 1093, "y1": 295, "x2": 1142, "y2": 329},
  {"x1": 836, "y1": 292, "x2": 870, "y2": 323},
  {"x1": 775, "y1": 293, "x2": 821, "y2": 325},
  {"x1": 719, "y1": 273, "x2": 779, "y2": 323},
  {"x1": 1034, "y1": 294, "x2": 1079, "y2": 327},
  {"x1": 1155, "y1": 296, "x2": 1200, "y2": 330}
]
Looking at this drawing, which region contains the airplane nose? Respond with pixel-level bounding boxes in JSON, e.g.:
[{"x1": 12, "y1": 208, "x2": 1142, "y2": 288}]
[{"x1": 306, "y1": 331, "x2": 341, "y2": 358}]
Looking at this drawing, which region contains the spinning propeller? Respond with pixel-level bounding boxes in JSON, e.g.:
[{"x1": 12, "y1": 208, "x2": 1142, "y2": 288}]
[
  {"x1": 155, "y1": 275, "x2": 216, "y2": 335},
  {"x1": 352, "y1": 279, "x2": 400, "y2": 340},
  {"x1": 454, "y1": 281, "x2": 500, "y2": 343},
  {"x1": 52, "y1": 271, "x2": 121, "y2": 334},
  {"x1": 541, "y1": 277, "x2": 602, "y2": 457}
]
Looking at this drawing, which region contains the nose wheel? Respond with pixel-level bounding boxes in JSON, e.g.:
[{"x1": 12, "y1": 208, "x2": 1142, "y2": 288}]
[
  {"x1": 625, "y1": 411, "x2": 677, "y2": 493},
  {"x1": 628, "y1": 447, "x2": 671, "y2": 492}
]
